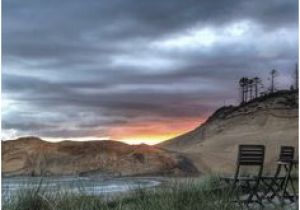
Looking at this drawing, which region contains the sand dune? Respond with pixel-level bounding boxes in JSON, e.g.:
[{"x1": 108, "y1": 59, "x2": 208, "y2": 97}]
[
  {"x1": 2, "y1": 137, "x2": 198, "y2": 177},
  {"x1": 160, "y1": 90, "x2": 298, "y2": 174}
]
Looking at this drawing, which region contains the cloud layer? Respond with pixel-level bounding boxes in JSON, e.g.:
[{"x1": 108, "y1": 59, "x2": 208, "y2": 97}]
[{"x1": 2, "y1": 0, "x2": 298, "y2": 144}]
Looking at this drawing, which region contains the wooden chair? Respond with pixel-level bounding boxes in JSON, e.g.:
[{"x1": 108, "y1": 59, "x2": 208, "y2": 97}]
[
  {"x1": 260, "y1": 146, "x2": 296, "y2": 202},
  {"x1": 222, "y1": 145, "x2": 265, "y2": 206},
  {"x1": 278, "y1": 146, "x2": 295, "y2": 162}
]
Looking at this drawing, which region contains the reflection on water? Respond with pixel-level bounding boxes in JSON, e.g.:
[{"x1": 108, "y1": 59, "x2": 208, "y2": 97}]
[{"x1": 2, "y1": 176, "x2": 162, "y2": 200}]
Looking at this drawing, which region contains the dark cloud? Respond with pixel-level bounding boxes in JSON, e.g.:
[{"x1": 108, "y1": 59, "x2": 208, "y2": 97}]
[{"x1": 2, "y1": 0, "x2": 298, "y2": 142}]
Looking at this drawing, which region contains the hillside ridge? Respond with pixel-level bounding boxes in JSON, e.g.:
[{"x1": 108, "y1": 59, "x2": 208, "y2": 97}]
[
  {"x1": 160, "y1": 90, "x2": 298, "y2": 149},
  {"x1": 159, "y1": 90, "x2": 298, "y2": 174},
  {"x1": 2, "y1": 137, "x2": 198, "y2": 177}
]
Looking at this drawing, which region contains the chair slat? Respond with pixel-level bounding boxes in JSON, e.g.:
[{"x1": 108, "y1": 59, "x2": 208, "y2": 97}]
[
  {"x1": 239, "y1": 162, "x2": 264, "y2": 166},
  {"x1": 240, "y1": 153, "x2": 264, "y2": 157},
  {"x1": 278, "y1": 146, "x2": 294, "y2": 161},
  {"x1": 241, "y1": 152, "x2": 264, "y2": 154},
  {"x1": 238, "y1": 145, "x2": 265, "y2": 166}
]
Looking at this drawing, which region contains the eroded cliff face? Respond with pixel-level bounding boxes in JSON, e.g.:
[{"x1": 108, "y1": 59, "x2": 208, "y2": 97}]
[
  {"x1": 160, "y1": 90, "x2": 298, "y2": 174},
  {"x1": 2, "y1": 137, "x2": 198, "y2": 177}
]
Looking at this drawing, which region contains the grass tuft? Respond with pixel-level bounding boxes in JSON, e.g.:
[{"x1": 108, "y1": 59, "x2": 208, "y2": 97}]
[{"x1": 2, "y1": 176, "x2": 294, "y2": 210}]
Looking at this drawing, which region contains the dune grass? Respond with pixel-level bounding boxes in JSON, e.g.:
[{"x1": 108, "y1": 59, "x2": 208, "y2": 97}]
[{"x1": 2, "y1": 176, "x2": 294, "y2": 210}]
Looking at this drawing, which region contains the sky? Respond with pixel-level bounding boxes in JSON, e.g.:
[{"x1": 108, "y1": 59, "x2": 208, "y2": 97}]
[{"x1": 2, "y1": 0, "x2": 299, "y2": 144}]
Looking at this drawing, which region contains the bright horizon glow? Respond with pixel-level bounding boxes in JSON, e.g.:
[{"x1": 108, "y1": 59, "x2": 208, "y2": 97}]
[
  {"x1": 118, "y1": 133, "x2": 182, "y2": 145},
  {"x1": 2, "y1": 117, "x2": 204, "y2": 145},
  {"x1": 108, "y1": 117, "x2": 204, "y2": 145},
  {"x1": 43, "y1": 136, "x2": 112, "y2": 142},
  {"x1": 2, "y1": 133, "x2": 183, "y2": 145}
]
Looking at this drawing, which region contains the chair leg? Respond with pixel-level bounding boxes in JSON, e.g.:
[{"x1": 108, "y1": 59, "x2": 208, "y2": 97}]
[
  {"x1": 289, "y1": 177, "x2": 297, "y2": 202},
  {"x1": 261, "y1": 179, "x2": 273, "y2": 201},
  {"x1": 270, "y1": 179, "x2": 285, "y2": 199},
  {"x1": 245, "y1": 180, "x2": 264, "y2": 208}
]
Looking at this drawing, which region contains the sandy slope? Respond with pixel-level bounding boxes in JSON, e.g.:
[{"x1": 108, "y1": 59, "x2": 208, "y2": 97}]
[
  {"x1": 2, "y1": 137, "x2": 198, "y2": 177},
  {"x1": 160, "y1": 90, "x2": 298, "y2": 174}
]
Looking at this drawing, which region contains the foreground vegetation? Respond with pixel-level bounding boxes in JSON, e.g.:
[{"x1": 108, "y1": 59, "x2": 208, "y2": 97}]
[
  {"x1": 3, "y1": 177, "x2": 235, "y2": 210},
  {"x1": 2, "y1": 177, "x2": 295, "y2": 210}
]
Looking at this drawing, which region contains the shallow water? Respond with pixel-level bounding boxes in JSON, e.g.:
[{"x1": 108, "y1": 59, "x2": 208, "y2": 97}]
[{"x1": 2, "y1": 176, "x2": 162, "y2": 200}]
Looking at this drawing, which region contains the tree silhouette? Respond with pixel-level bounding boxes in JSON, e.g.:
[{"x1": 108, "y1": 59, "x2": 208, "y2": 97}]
[
  {"x1": 244, "y1": 77, "x2": 249, "y2": 102},
  {"x1": 239, "y1": 76, "x2": 264, "y2": 103},
  {"x1": 239, "y1": 78, "x2": 245, "y2": 104},
  {"x1": 248, "y1": 78, "x2": 254, "y2": 100},
  {"x1": 239, "y1": 77, "x2": 248, "y2": 104},
  {"x1": 270, "y1": 69, "x2": 278, "y2": 93},
  {"x1": 253, "y1": 77, "x2": 261, "y2": 98},
  {"x1": 295, "y1": 63, "x2": 298, "y2": 90}
]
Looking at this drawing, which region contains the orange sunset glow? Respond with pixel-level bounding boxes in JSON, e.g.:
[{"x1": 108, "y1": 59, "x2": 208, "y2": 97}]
[{"x1": 107, "y1": 117, "x2": 204, "y2": 145}]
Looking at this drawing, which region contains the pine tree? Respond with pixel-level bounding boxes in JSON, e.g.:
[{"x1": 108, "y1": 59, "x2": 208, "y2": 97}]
[
  {"x1": 295, "y1": 63, "x2": 298, "y2": 90},
  {"x1": 270, "y1": 69, "x2": 278, "y2": 93},
  {"x1": 239, "y1": 77, "x2": 248, "y2": 104},
  {"x1": 253, "y1": 77, "x2": 261, "y2": 98}
]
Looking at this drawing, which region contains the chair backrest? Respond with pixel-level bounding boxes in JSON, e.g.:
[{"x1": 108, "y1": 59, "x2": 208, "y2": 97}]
[
  {"x1": 274, "y1": 146, "x2": 295, "y2": 177},
  {"x1": 278, "y1": 146, "x2": 294, "y2": 162},
  {"x1": 238, "y1": 145, "x2": 265, "y2": 166},
  {"x1": 234, "y1": 145, "x2": 265, "y2": 180}
]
